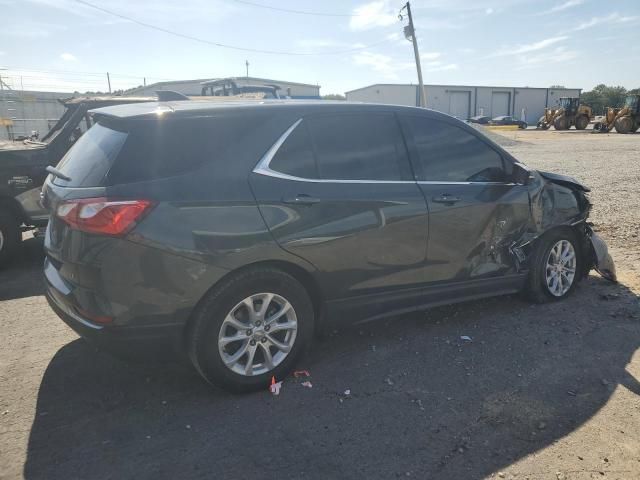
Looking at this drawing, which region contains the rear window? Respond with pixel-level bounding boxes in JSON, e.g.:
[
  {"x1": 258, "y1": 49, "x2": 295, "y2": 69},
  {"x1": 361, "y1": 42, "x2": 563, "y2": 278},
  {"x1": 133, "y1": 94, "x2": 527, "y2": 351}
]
[
  {"x1": 53, "y1": 123, "x2": 127, "y2": 187},
  {"x1": 53, "y1": 115, "x2": 264, "y2": 187}
]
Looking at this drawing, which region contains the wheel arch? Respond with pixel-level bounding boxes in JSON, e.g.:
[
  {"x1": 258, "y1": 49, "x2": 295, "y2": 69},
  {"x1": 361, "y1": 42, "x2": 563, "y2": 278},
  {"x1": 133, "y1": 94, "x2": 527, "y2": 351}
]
[
  {"x1": 531, "y1": 224, "x2": 591, "y2": 278},
  {"x1": 0, "y1": 195, "x2": 28, "y2": 224},
  {"x1": 182, "y1": 259, "x2": 326, "y2": 350}
]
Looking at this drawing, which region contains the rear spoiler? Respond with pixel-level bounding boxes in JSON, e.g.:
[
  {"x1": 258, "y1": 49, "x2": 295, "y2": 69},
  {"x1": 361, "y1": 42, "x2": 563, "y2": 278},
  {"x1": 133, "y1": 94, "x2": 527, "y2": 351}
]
[{"x1": 156, "y1": 90, "x2": 190, "y2": 101}]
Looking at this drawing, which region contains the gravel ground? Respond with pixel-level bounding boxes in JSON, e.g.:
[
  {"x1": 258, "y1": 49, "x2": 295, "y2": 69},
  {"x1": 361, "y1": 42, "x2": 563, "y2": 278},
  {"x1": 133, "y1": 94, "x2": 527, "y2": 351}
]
[{"x1": 0, "y1": 130, "x2": 638, "y2": 480}]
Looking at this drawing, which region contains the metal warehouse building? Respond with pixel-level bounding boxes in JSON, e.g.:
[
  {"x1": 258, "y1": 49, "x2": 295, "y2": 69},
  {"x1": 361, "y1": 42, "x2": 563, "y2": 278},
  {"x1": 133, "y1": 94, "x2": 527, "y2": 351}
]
[
  {"x1": 345, "y1": 84, "x2": 581, "y2": 125},
  {"x1": 128, "y1": 76, "x2": 321, "y2": 99},
  {"x1": 0, "y1": 90, "x2": 69, "y2": 140}
]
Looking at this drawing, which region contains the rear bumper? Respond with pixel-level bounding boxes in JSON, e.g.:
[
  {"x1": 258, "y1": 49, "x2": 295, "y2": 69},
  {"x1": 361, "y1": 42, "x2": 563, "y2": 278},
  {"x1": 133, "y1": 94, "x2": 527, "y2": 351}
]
[{"x1": 44, "y1": 258, "x2": 183, "y2": 358}]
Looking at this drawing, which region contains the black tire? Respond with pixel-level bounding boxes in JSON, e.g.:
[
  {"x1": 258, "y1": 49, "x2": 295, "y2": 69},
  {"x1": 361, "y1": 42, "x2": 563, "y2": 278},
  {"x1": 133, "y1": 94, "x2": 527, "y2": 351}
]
[
  {"x1": 519, "y1": 122, "x2": 528, "y2": 129},
  {"x1": 0, "y1": 212, "x2": 21, "y2": 268},
  {"x1": 187, "y1": 267, "x2": 314, "y2": 393},
  {"x1": 554, "y1": 116, "x2": 569, "y2": 130},
  {"x1": 614, "y1": 116, "x2": 633, "y2": 134},
  {"x1": 525, "y1": 229, "x2": 581, "y2": 304},
  {"x1": 575, "y1": 115, "x2": 589, "y2": 130}
]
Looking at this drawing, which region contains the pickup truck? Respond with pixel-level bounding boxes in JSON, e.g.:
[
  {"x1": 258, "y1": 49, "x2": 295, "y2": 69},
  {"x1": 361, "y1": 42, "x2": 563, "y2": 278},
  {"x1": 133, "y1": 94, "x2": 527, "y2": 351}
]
[{"x1": 0, "y1": 95, "x2": 152, "y2": 266}]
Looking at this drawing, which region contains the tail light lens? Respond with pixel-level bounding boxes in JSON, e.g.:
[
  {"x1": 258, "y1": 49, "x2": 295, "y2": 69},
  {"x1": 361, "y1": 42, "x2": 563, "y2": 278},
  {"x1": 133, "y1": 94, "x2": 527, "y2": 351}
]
[{"x1": 56, "y1": 197, "x2": 156, "y2": 236}]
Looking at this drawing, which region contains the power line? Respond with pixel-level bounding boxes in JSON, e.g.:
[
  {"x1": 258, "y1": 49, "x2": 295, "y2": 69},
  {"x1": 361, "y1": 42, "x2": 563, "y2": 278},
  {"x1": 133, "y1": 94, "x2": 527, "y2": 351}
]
[
  {"x1": 228, "y1": 0, "x2": 357, "y2": 17},
  {"x1": 74, "y1": 0, "x2": 391, "y2": 56}
]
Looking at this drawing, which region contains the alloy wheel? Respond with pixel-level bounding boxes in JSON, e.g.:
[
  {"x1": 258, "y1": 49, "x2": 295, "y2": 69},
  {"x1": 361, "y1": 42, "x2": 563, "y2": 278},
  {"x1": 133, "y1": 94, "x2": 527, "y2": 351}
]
[
  {"x1": 217, "y1": 293, "x2": 298, "y2": 376},
  {"x1": 545, "y1": 240, "x2": 576, "y2": 297}
]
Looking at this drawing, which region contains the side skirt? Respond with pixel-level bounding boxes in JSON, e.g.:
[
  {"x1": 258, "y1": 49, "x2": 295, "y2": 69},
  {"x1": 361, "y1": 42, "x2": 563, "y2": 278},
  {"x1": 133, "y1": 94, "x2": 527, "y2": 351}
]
[{"x1": 323, "y1": 274, "x2": 528, "y2": 327}]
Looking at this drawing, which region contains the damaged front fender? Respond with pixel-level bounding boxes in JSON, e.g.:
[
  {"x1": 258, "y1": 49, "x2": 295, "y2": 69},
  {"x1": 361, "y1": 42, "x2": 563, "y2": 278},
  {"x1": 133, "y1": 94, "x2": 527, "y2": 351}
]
[{"x1": 507, "y1": 168, "x2": 616, "y2": 283}]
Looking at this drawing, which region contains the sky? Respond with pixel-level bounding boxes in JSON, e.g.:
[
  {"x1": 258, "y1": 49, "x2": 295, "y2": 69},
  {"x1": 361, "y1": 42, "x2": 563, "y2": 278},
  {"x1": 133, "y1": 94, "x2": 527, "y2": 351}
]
[{"x1": 0, "y1": 0, "x2": 639, "y2": 95}]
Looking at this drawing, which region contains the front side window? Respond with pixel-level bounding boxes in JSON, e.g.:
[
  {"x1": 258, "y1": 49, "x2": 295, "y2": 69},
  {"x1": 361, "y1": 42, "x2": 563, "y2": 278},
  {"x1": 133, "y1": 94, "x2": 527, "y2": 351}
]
[
  {"x1": 403, "y1": 116, "x2": 507, "y2": 183},
  {"x1": 306, "y1": 113, "x2": 410, "y2": 181}
]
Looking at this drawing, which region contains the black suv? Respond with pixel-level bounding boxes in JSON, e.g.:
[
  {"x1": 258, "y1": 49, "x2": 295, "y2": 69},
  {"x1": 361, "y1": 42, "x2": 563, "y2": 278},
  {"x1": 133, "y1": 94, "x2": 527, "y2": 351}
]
[{"x1": 42, "y1": 100, "x2": 615, "y2": 392}]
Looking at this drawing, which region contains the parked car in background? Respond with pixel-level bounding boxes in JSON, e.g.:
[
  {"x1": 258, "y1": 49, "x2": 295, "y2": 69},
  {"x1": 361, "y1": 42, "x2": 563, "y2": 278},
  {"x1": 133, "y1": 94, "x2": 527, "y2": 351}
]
[
  {"x1": 489, "y1": 115, "x2": 528, "y2": 129},
  {"x1": 42, "y1": 100, "x2": 615, "y2": 392},
  {"x1": 0, "y1": 95, "x2": 152, "y2": 266},
  {"x1": 467, "y1": 115, "x2": 490, "y2": 124}
]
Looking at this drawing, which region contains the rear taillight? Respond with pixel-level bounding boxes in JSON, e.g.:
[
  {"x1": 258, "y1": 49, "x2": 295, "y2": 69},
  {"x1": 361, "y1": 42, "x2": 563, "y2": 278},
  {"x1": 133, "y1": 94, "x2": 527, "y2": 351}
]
[{"x1": 55, "y1": 197, "x2": 155, "y2": 236}]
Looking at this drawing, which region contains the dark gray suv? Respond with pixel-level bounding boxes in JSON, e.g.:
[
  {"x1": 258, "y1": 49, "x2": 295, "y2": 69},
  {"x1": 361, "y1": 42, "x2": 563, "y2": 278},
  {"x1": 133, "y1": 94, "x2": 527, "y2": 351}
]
[{"x1": 42, "y1": 100, "x2": 615, "y2": 392}]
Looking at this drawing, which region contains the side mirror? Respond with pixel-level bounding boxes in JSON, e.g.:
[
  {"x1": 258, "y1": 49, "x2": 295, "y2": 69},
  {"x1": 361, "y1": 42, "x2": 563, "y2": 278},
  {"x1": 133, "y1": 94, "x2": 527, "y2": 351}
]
[{"x1": 512, "y1": 162, "x2": 533, "y2": 185}]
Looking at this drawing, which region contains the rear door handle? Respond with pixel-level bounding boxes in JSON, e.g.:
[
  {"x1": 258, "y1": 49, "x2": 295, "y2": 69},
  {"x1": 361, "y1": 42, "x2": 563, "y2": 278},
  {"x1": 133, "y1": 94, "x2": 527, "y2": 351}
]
[
  {"x1": 282, "y1": 194, "x2": 321, "y2": 206},
  {"x1": 432, "y1": 194, "x2": 461, "y2": 204}
]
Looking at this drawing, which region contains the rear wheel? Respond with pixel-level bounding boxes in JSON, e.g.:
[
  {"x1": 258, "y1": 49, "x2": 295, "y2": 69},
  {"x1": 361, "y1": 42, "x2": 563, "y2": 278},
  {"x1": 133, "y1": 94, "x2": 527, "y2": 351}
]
[
  {"x1": 575, "y1": 115, "x2": 589, "y2": 130},
  {"x1": 0, "y1": 212, "x2": 20, "y2": 268},
  {"x1": 615, "y1": 116, "x2": 633, "y2": 134},
  {"x1": 187, "y1": 268, "x2": 314, "y2": 392},
  {"x1": 554, "y1": 116, "x2": 569, "y2": 130},
  {"x1": 525, "y1": 230, "x2": 581, "y2": 303}
]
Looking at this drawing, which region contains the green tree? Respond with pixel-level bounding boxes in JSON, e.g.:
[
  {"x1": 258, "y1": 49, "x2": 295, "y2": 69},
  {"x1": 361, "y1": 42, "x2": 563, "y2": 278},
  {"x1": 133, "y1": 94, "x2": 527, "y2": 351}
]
[
  {"x1": 322, "y1": 94, "x2": 346, "y2": 101},
  {"x1": 581, "y1": 84, "x2": 627, "y2": 115}
]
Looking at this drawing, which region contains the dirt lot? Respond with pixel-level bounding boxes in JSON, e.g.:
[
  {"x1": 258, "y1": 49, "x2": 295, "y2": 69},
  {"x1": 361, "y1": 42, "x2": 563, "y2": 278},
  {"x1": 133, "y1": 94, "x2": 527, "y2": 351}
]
[{"x1": 1, "y1": 129, "x2": 639, "y2": 480}]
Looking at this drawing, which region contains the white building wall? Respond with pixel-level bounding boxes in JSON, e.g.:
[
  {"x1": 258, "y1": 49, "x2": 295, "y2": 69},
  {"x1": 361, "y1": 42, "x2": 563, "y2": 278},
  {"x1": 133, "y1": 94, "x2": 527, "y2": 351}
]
[
  {"x1": 347, "y1": 84, "x2": 582, "y2": 124},
  {"x1": 0, "y1": 90, "x2": 71, "y2": 140},
  {"x1": 346, "y1": 85, "x2": 417, "y2": 106}
]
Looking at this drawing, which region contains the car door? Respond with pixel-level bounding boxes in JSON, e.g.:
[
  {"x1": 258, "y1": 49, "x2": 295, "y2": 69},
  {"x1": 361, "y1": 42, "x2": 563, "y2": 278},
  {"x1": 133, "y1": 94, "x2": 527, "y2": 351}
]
[
  {"x1": 249, "y1": 110, "x2": 429, "y2": 316},
  {"x1": 399, "y1": 112, "x2": 531, "y2": 285}
]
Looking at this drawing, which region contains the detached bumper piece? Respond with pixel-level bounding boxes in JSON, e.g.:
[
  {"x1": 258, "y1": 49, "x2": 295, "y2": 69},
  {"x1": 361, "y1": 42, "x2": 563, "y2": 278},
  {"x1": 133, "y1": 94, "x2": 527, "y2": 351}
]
[{"x1": 587, "y1": 227, "x2": 616, "y2": 282}]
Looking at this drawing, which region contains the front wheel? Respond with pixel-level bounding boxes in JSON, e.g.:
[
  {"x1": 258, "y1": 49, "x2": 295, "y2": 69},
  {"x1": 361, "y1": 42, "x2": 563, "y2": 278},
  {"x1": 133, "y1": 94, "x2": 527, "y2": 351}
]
[
  {"x1": 525, "y1": 230, "x2": 581, "y2": 303},
  {"x1": 187, "y1": 268, "x2": 314, "y2": 392},
  {"x1": 575, "y1": 115, "x2": 589, "y2": 130}
]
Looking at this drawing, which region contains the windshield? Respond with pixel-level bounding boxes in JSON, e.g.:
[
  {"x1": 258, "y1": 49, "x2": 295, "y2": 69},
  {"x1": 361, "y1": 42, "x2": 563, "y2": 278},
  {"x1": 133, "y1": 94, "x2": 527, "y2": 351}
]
[{"x1": 624, "y1": 95, "x2": 639, "y2": 109}]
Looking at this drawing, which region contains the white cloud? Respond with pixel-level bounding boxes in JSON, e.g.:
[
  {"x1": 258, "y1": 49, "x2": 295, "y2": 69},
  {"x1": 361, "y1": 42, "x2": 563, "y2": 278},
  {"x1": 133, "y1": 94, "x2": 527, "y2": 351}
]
[
  {"x1": 421, "y1": 52, "x2": 441, "y2": 61},
  {"x1": 349, "y1": 1, "x2": 397, "y2": 31},
  {"x1": 458, "y1": 47, "x2": 476, "y2": 54},
  {"x1": 489, "y1": 36, "x2": 568, "y2": 57},
  {"x1": 352, "y1": 51, "x2": 414, "y2": 78},
  {"x1": 515, "y1": 46, "x2": 578, "y2": 69},
  {"x1": 574, "y1": 12, "x2": 638, "y2": 31},
  {"x1": 539, "y1": 0, "x2": 584, "y2": 15},
  {"x1": 427, "y1": 63, "x2": 458, "y2": 72},
  {"x1": 60, "y1": 52, "x2": 78, "y2": 61},
  {"x1": 485, "y1": 7, "x2": 494, "y2": 14}
]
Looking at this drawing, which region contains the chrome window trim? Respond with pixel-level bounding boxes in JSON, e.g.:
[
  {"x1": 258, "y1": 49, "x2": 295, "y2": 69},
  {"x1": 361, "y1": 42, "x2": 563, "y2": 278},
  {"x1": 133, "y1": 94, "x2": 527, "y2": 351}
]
[{"x1": 252, "y1": 118, "x2": 520, "y2": 187}]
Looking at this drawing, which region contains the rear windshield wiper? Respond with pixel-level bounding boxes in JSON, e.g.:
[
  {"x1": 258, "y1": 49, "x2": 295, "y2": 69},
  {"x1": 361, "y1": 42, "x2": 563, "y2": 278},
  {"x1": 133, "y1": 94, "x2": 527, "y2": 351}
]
[{"x1": 46, "y1": 165, "x2": 72, "y2": 182}]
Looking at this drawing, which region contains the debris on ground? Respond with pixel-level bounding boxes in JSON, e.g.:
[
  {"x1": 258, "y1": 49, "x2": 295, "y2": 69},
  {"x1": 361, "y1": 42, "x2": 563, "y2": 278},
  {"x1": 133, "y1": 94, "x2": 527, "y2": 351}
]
[
  {"x1": 344, "y1": 389, "x2": 351, "y2": 396},
  {"x1": 599, "y1": 293, "x2": 620, "y2": 301},
  {"x1": 293, "y1": 370, "x2": 310, "y2": 378},
  {"x1": 460, "y1": 335, "x2": 473, "y2": 342},
  {"x1": 385, "y1": 377, "x2": 394, "y2": 386},
  {"x1": 269, "y1": 376, "x2": 282, "y2": 396},
  {"x1": 301, "y1": 381, "x2": 312, "y2": 388}
]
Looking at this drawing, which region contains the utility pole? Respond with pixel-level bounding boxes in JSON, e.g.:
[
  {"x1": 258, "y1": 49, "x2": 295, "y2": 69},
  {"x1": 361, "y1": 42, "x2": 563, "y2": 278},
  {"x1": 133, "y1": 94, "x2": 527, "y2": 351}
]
[
  {"x1": 245, "y1": 60, "x2": 249, "y2": 79},
  {"x1": 400, "y1": 2, "x2": 426, "y2": 107},
  {"x1": 106, "y1": 72, "x2": 112, "y2": 94}
]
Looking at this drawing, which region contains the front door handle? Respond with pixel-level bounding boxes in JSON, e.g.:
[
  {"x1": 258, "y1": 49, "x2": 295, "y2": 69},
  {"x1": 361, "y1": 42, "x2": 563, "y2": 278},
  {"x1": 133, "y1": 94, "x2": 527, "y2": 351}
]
[
  {"x1": 282, "y1": 194, "x2": 321, "y2": 206},
  {"x1": 432, "y1": 194, "x2": 461, "y2": 205}
]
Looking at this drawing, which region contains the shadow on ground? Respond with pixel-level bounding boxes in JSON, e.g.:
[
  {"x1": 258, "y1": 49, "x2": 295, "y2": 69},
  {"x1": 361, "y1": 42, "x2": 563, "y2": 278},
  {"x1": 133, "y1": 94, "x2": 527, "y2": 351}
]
[
  {"x1": 0, "y1": 236, "x2": 45, "y2": 301},
  {"x1": 22, "y1": 273, "x2": 640, "y2": 479}
]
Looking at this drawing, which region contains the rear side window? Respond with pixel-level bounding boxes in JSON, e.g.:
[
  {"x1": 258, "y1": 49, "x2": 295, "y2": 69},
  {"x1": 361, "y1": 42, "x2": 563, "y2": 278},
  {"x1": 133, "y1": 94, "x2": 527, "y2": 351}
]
[
  {"x1": 53, "y1": 123, "x2": 127, "y2": 187},
  {"x1": 307, "y1": 113, "x2": 410, "y2": 181},
  {"x1": 269, "y1": 123, "x2": 317, "y2": 178},
  {"x1": 403, "y1": 116, "x2": 507, "y2": 183},
  {"x1": 54, "y1": 115, "x2": 267, "y2": 187}
]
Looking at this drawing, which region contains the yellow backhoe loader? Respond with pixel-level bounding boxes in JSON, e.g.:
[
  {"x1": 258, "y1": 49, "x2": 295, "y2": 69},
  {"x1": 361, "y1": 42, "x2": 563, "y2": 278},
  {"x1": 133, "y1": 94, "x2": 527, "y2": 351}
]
[
  {"x1": 536, "y1": 97, "x2": 592, "y2": 130},
  {"x1": 593, "y1": 94, "x2": 640, "y2": 133}
]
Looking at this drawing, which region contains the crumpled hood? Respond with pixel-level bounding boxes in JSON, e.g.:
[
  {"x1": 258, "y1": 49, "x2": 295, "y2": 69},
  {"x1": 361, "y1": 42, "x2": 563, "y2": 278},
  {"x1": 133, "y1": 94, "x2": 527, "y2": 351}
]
[{"x1": 538, "y1": 170, "x2": 590, "y2": 193}]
